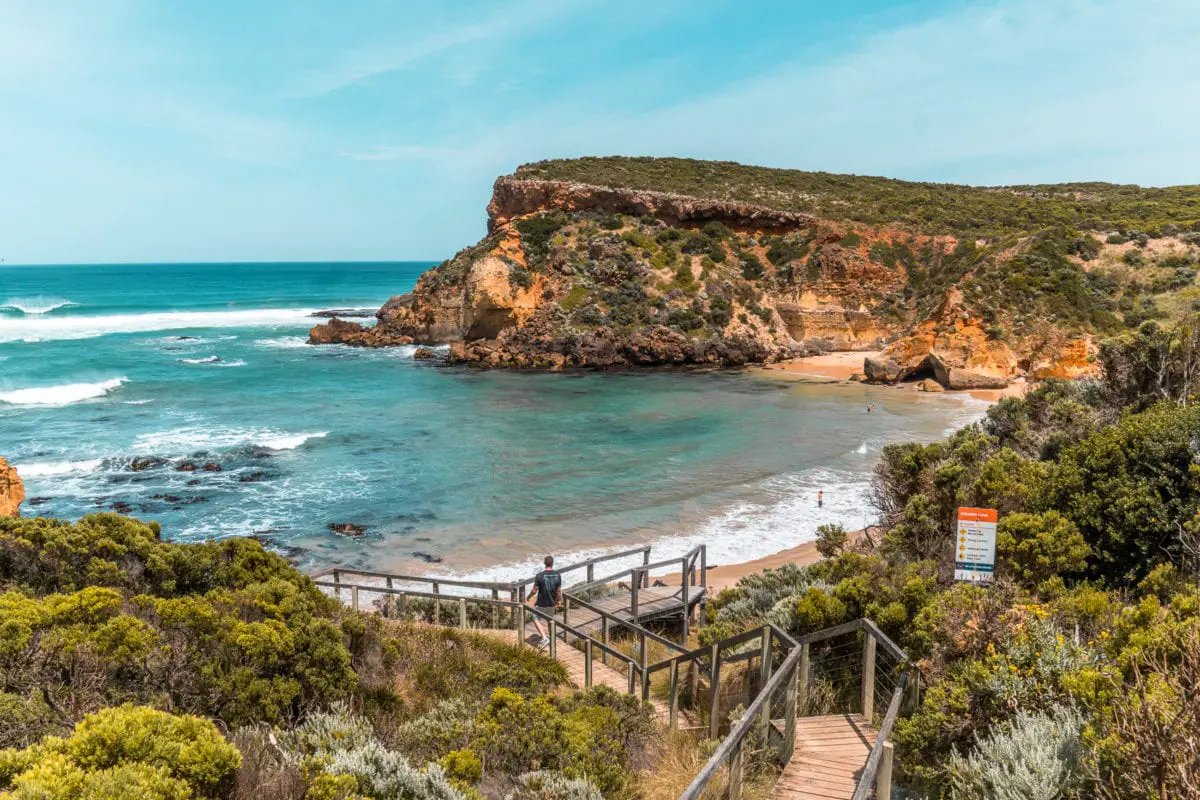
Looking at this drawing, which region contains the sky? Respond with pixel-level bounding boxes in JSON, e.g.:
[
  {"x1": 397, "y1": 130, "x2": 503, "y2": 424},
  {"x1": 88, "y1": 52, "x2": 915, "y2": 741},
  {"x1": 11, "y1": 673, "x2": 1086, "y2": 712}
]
[{"x1": 2, "y1": 0, "x2": 1199, "y2": 265}]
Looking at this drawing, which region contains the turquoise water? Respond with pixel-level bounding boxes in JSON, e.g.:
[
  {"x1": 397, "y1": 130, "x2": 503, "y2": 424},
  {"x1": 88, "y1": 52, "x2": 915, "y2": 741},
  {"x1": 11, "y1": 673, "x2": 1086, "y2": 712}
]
[{"x1": 0, "y1": 262, "x2": 982, "y2": 578}]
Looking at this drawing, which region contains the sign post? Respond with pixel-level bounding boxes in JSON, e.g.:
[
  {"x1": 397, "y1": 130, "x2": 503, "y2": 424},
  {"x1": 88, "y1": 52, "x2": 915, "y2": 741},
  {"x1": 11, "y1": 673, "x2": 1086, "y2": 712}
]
[{"x1": 954, "y1": 507, "x2": 997, "y2": 583}]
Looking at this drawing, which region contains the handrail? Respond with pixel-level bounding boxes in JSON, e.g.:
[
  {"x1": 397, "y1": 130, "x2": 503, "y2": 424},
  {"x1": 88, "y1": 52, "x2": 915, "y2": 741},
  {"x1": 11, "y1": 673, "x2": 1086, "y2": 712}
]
[
  {"x1": 513, "y1": 545, "x2": 654, "y2": 587},
  {"x1": 679, "y1": 635, "x2": 804, "y2": 800},
  {"x1": 851, "y1": 674, "x2": 908, "y2": 800},
  {"x1": 311, "y1": 567, "x2": 512, "y2": 592},
  {"x1": 310, "y1": 577, "x2": 643, "y2": 677},
  {"x1": 564, "y1": 593, "x2": 691, "y2": 656},
  {"x1": 572, "y1": 545, "x2": 703, "y2": 592}
]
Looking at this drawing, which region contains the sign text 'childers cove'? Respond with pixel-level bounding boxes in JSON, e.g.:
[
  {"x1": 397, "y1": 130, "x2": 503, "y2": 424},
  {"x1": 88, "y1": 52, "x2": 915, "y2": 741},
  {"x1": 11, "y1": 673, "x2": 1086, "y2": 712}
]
[{"x1": 954, "y1": 507, "x2": 997, "y2": 583}]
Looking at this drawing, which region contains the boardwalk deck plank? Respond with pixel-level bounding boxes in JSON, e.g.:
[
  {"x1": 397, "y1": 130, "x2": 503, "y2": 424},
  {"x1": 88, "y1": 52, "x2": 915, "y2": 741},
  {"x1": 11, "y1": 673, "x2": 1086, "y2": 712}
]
[{"x1": 774, "y1": 714, "x2": 877, "y2": 800}]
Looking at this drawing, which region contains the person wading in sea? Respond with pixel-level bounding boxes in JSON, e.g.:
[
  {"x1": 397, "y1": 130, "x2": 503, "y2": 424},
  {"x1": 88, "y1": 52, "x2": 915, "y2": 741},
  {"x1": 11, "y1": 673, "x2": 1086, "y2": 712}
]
[{"x1": 528, "y1": 555, "x2": 562, "y2": 650}]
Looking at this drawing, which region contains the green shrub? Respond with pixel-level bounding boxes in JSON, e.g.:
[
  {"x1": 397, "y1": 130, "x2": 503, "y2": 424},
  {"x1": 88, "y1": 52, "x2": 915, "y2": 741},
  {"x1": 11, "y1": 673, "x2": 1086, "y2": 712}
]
[
  {"x1": 946, "y1": 706, "x2": 1086, "y2": 800},
  {"x1": 504, "y1": 771, "x2": 601, "y2": 800},
  {"x1": 0, "y1": 705, "x2": 240, "y2": 799}
]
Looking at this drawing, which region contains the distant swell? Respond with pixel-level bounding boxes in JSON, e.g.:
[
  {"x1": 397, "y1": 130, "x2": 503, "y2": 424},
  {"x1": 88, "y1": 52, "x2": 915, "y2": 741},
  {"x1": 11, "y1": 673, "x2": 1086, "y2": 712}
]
[
  {"x1": 2, "y1": 296, "x2": 77, "y2": 315},
  {"x1": 0, "y1": 308, "x2": 319, "y2": 343},
  {"x1": 0, "y1": 378, "x2": 127, "y2": 406},
  {"x1": 16, "y1": 458, "x2": 105, "y2": 477}
]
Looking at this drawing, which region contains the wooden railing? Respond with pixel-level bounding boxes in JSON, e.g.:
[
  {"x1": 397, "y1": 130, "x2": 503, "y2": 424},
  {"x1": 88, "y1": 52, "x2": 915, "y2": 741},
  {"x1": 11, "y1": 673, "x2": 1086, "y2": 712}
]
[
  {"x1": 308, "y1": 574, "x2": 649, "y2": 691},
  {"x1": 674, "y1": 618, "x2": 913, "y2": 800}
]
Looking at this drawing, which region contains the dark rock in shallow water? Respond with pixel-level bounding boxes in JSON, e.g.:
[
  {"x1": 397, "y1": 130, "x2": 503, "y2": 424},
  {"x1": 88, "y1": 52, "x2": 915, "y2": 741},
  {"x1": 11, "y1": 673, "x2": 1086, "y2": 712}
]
[
  {"x1": 310, "y1": 309, "x2": 376, "y2": 319},
  {"x1": 151, "y1": 494, "x2": 184, "y2": 503},
  {"x1": 414, "y1": 536, "x2": 432, "y2": 543},
  {"x1": 239, "y1": 471, "x2": 267, "y2": 483},
  {"x1": 202, "y1": 463, "x2": 223, "y2": 472},
  {"x1": 176, "y1": 461, "x2": 198, "y2": 472},
  {"x1": 27, "y1": 496, "x2": 51, "y2": 506},
  {"x1": 186, "y1": 479, "x2": 202, "y2": 486},
  {"x1": 413, "y1": 347, "x2": 438, "y2": 360},
  {"x1": 131, "y1": 457, "x2": 167, "y2": 472},
  {"x1": 411, "y1": 551, "x2": 442, "y2": 564},
  {"x1": 328, "y1": 522, "x2": 366, "y2": 537},
  {"x1": 175, "y1": 336, "x2": 199, "y2": 341},
  {"x1": 110, "y1": 500, "x2": 134, "y2": 514}
]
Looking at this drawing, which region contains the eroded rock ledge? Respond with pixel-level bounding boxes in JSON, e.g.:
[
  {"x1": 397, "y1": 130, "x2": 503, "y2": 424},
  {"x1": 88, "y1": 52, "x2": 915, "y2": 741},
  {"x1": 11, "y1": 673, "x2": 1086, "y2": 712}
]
[
  {"x1": 487, "y1": 177, "x2": 816, "y2": 235},
  {"x1": 1, "y1": 457, "x2": 25, "y2": 517}
]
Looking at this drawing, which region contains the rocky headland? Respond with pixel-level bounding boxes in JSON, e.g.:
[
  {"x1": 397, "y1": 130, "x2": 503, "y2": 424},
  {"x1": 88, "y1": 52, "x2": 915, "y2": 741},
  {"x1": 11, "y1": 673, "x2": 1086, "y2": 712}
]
[{"x1": 311, "y1": 156, "x2": 1200, "y2": 388}]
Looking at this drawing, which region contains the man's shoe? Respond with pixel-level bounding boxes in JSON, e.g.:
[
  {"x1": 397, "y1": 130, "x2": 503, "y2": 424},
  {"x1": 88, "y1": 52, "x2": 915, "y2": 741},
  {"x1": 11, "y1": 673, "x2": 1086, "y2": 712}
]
[{"x1": 538, "y1": 636, "x2": 551, "y2": 651}]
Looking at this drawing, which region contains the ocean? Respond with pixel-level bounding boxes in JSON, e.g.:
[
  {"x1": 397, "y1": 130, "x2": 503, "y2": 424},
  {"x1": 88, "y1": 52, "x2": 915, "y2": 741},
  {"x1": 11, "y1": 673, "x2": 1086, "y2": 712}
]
[{"x1": 0, "y1": 261, "x2": 984, "y2": 580}]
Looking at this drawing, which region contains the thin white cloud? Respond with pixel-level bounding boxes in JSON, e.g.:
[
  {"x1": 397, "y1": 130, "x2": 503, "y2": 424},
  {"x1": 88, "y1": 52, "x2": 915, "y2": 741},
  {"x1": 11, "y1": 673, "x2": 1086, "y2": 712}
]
[{"x1": 290, "y1": 0, "x2": 588, "y2": 98}]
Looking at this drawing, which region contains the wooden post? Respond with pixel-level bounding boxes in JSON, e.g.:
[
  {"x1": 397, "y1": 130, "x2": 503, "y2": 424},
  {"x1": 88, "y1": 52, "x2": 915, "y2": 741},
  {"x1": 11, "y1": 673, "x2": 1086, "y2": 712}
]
[
  {"x1": 681, "y1": 557, "x2": 690, "y2": 643},
  {"x1": 876, "y1": 741, "x2": 894, "y2": 799},
  {"x1": 700, "y1": 545, "x2": 707, "y2": 590},
  {"x1": 668, "y1": 658, "x2": 680, "y2": 729},
  {"x1": 862, "y1": 632, "x2": 877, "y2": 724},
  {"x1": 798, "y1": 642, "x2": 810, "y2": 713},
  {"x1": 459, "y1": 597, "x2": 468, "y2": 628},
  {"x1": 757, "y1": 627, "x2": 772, "y2": 741},
  {"x1": 630, "y1": 570, "x2": 641, "y2": 620},
  {"x1": 510, "y1": 587, "x2": 518, "y2": 629},
  {"x1": 333, "y1": 569, "x2": 341, "y2": 599},
  {"x1": 351, "y1": 585, "x2": 359, "y2": 611},
  {"x1": 549, "y1": 619, "x2": 558, "y2": 659},
  {"x1": 643, "y1": 547, "x2": 651, "y2": 568},
  {"x1": 639, "y1": 631, "x2": 648, "y2": 674},
  {"x1": 518, "y1": 606, "x2": 527, "y2": 646},
  {"x1": 491, "y1": 588, "x2": 499, "y2": 629},
  {"x1": 386, "y1": 594, "x2": 395, "y2": 618},
  {"x1": 780, "y1": 659, "x2": 798, "y2": 763},
  {"x1": 584, "y1": 640, "x2": 593, "y2": 688},
  {"x1": 587, "y1": 563, "x2": 594, "y2": 583},
  {"x1": 641, "y1": 661, "x2": 650, "y2": 701},
  {"x1": 728, "y1": 739, "x2": 744, "y2": 800},
  {"x1": 433, "y1": 582, "x2": 440, "y2": 625},
  {"x1": 601, "y1": 616, "x2": 610, "y2": 665},
  {"x1": 398, "y1": 591, "x2": 407, "y2": 616},
  {"x1": 386, "y1": 576, "x2": 393, "y2": 592},
  {"x1": 563, "y1": 596, "x2": 570, "y2": 627},
  {"x1": 689, "y1": 660, "x2": 700, "y2": 707},
  {"x1": 709, "y1": 642, "x2": 722, "y2": 740}
]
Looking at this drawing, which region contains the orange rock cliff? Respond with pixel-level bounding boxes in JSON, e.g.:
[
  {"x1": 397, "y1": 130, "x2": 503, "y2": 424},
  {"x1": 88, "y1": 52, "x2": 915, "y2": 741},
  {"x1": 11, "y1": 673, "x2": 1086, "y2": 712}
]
[{"x1": 1, "y1": 458, "x2": 24, "y2": 517}]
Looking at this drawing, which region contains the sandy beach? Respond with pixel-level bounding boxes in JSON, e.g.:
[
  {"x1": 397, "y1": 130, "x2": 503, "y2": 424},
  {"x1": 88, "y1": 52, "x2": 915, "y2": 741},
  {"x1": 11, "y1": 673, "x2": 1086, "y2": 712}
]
[{"x1": 755, "y1": 350, "x2": 1030, "y2": 402}]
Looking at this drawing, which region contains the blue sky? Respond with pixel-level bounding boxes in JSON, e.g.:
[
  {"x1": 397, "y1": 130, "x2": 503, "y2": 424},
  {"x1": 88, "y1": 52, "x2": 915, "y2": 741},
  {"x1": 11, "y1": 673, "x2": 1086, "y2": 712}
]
[{"x1": 2, "y1": 0, "x2": 1199, "y2": 265}]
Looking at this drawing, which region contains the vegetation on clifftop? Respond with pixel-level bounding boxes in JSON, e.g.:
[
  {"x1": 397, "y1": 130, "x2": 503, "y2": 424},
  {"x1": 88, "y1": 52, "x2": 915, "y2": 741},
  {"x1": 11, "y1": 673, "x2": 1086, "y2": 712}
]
[{"x1": 515, "y1": 157, "x2": 1200, "y2": 239}]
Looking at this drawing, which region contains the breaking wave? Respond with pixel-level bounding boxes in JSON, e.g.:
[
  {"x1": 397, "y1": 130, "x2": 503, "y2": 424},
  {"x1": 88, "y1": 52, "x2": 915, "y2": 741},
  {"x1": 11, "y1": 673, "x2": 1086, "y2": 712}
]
[
  {"x1": 0, "y1": 378, "x2": 128, "y2": 406},
  {"x1": 0, "y1": 308, "x2": 318, "y2": 343},
  {"x1": 1, "y1": 296, "x2": 77, "y2": 315}
]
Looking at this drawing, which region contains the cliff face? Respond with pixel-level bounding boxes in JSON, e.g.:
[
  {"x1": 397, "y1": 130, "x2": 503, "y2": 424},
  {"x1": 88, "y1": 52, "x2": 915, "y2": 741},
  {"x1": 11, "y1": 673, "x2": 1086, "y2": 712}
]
[
  {"x1": 310, "y1": 168, "x2": 1108, "y2": 384},
  {"x1": 1, "y1": 458, "x2": 24, "y2": 516}
]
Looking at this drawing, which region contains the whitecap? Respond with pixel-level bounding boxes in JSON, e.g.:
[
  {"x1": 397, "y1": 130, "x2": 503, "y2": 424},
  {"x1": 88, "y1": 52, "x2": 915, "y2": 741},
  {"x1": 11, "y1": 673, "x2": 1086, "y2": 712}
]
[
  {"x1": 132, "y1": 426, "x2": 327, "y2": 453},
  {"x1": 1, "y1": 296, "x2": 77, "y2": 315},
  {"x1": 179, "y1": 355, "x2": 221, "y2": 364},
  {"x1": 856, "y1": 441, "x2": 868, "y2": 454},
  {"x1": 124, "y1": 399, "x2": 154, "y2": 405},
  {"x1": 215, "y1": 359, "x2": 247, "y2": 367},
  {"x1": 256, "y1": 431, "x2": 328, "y2": 450},
  {"x1": 0, "y1": 377, "x2": 127, "y2": 406},
  {"x1": 15, "y1": 458, "x2": 104, "y2": 477},
  {"x1": 0, "y1": 308, "x2": 319, "y2": 343},
  {"x1": 254, "y1": 336, "x2": 309, "y2": 349}
]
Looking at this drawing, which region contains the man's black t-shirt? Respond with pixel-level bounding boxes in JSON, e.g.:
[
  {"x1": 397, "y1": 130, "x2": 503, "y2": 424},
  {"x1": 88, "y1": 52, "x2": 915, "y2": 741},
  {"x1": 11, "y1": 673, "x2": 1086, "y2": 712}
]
[{"x1": 532, "y1": 569, "x2": 562, "y2": 608}]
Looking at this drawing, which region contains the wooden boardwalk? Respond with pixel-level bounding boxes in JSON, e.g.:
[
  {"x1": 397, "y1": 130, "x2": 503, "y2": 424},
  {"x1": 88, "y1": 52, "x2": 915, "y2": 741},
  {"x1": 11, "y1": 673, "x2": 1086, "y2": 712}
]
[
  {"x1": 560, "y1": 584, "x2": 706, "y2": 637},
  {"x1": 774, "y1": 714, "x2": 877, "y2": 800}
]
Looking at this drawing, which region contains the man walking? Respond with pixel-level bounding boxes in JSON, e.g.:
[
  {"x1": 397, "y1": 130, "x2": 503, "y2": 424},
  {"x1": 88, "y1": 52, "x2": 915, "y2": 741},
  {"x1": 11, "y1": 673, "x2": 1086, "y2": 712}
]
[{"x1": 528, "y1": 555, "x2": 562, "y2": 650}]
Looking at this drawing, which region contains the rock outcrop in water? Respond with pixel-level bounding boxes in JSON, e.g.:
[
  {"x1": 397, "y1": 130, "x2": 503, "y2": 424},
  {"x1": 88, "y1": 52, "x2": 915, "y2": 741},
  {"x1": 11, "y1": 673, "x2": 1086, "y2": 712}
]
[
  {"x1": 1, "y1": 458, "x2": 24, "y2": 516},
  {"x1": 308, "y1": 157, "x2": 1171, "y2": 385}
]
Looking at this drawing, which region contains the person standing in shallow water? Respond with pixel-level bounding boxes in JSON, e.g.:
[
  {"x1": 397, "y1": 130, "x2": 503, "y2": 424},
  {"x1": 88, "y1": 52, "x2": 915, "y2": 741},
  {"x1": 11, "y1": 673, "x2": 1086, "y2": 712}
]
[
  {"x1": 528, "y1": 555, "x2": 562, "y2": 650},
  {"x1": 817, "y1": 490, "x2": 824, "y2": 508}
]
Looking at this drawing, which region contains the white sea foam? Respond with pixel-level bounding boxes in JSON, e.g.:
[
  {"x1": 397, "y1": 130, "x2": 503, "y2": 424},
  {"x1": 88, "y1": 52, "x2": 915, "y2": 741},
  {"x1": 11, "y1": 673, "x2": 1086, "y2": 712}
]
[
  {"x1": 254, "y1": 336, "x2": 309, "y2": 349},
  {"x1": 124, "y1": 399, "x2": 154, "y2": 405},
  {"x1": 0, "y1": 378, "x2": 127, "y2": 406},
  {"x1": 257, "y1": 431, "x2": 327, "y2": 450},
  {"x1": 2, "y1": 296, "x2": 77, "y2": 314},
  {"x1": 133, "y1": 426, "x2": 327, "y2": 453},
  {"x1": 16, "y1": 458, "x2": 104, "y2": 477},
  {"x1": 180, "y1": 355, "x2": 220, "y2": 364},
  {"x1": 216, "y1": 359, "x2": 247, "y2": 367},
  {"x1": 0, "y1": 308, "x2": 318, "y2": 343}
]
